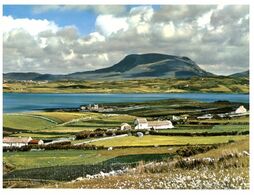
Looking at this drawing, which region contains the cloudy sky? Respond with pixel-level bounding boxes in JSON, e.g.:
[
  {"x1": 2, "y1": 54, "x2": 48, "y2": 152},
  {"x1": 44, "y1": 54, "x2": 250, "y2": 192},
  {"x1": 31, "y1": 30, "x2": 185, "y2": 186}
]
[{"x1": 3, "y1": 5, "x2": 249, "y2": 75}]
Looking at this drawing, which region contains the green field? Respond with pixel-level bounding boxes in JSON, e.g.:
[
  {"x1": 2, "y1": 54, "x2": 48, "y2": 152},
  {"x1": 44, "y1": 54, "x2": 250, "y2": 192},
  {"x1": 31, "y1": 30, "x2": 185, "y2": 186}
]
[
  {"x1": 3, "y1": 112, "x2": 136, "y2": 138},
  {"x1": 92, "y1": 135, "x2": 248, "y2": 147},
  {"x1": 188, "y1": 116, "x2": 249, "y2": 124},
  {"x1": 160, "y1": 124, "x2": 249, "y2": 133},
  {"x1": 3, "y1": 147, "x2": 175, "y2": 170},
  {"x1": 3, "y1": 97, "x2": 249, "y2": 187},
  {"x1": 3, "y1": 114, "x2": 57, "y2": 131},
  {"x1": 3, "y1": 76, "x2": 249, "y2": 94}
]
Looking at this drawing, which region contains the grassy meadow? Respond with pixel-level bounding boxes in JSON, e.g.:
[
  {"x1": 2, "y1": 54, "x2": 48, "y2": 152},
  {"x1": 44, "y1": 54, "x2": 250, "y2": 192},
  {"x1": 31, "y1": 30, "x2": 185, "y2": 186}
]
[
  {"x1": 3, "y1": 98, "x2": 249, "y2": 189},
  {"x1": 92, "y1": 135, "x2": 247, "y2": 147},
  {"x1": 3, "y1": 76, "x2": 249, "y2": 94}
]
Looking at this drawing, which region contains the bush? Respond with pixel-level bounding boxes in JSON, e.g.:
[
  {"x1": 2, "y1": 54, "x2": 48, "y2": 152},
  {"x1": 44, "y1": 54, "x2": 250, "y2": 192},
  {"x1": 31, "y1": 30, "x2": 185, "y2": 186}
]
[
  {"x1": 3, "y1": 145, "x2": 32, "y2": 152},
  {"x1": 176, "y1": 145, "x2": 218, "y2": 157}
]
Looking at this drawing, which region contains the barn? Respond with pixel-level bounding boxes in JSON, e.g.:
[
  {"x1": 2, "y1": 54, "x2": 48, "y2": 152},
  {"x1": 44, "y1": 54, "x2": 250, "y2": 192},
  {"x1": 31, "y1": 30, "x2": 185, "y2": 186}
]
[{"x1": 134, "y1": 118, "x2": 174, "y2": 130}]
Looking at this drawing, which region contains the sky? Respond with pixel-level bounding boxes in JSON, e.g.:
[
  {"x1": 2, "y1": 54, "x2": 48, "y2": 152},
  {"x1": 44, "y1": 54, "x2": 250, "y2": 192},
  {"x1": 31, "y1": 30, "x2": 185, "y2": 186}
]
[{"x1": 2, "y1": 4, "x2": 249, "y2": 75}]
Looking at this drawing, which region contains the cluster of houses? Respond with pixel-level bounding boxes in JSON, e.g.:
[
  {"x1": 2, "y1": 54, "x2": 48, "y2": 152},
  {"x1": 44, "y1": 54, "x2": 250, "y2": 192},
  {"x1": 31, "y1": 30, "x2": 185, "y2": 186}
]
[
  {"x1": 120, "y1": 118, "x2": 174, "y2": 131},
  {"x1": 197, "y1": 105, "x2": 249, "y2": 120},
  {"x1": 80, "y1": 104, "x2": 114, "y2": 112},
  {"x1": 3, "y1": 136, "x2": 73, "y2": 148},
  {"x1": 3, "y1": 137, "x2": 44, "y2": 148},
  {"x1": 3, "y1": 105, "x2": 248, "y2": 148}
]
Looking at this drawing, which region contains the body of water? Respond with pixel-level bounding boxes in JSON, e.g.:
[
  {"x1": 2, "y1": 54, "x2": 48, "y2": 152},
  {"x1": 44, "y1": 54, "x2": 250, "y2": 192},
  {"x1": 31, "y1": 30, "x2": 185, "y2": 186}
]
[{"x1": 3, "y1": 93, "x2": 249, "y2": 113}]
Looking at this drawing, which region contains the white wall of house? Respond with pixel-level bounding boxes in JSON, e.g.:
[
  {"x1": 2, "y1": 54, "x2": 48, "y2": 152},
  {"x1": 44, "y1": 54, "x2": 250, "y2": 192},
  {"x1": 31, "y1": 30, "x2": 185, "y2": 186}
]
[
  {"x1": 38, "y1": 140, "x2": 44, "y2": 145},
  {"x1": 3, "y1": 142, "x2": 27, "y2": 147},
  {"x1": 134, "y1": 123, "x2": 148, "y2": 130}
]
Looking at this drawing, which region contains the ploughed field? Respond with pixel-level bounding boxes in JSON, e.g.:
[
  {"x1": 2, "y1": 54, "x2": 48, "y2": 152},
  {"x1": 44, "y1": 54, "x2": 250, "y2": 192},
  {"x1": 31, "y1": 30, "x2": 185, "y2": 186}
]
[{"x1": 3, "y1": 99, "x2": 249, "y2": 188}]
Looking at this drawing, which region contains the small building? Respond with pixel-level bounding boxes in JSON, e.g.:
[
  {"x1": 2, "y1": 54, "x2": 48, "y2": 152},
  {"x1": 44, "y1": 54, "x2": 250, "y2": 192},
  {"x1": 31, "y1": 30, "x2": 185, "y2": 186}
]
[
  {"x1": 88, "y1": 104, "x2": 99, "y2": 111},
  {"x1": 134, "y1": 118, "x2": 174, "y2": 130},
  {"x1": 120, "y1": 123, "x2": 132, "y2": 130},
  {"x1": 235, "y1": 105, "x2": 247, "y2": 114},
  {"x1": 3, "y1": 137, "x2": 32, "y2": 148},
  {"x1": 171, "y1": 115, "x2": 188, "y2": 121},
  {"x1": 28, "y1": 139, "x2": 44, "y2": 145},
  {"x1": 197, "y1": 114, "x2": 213, "y2": 119},
  {"x1": 134, "y1": 118, "x2": 149, "y2": 130},
  {"x1": 148, "y1": 120, "x2": 174, "y2": 130}
]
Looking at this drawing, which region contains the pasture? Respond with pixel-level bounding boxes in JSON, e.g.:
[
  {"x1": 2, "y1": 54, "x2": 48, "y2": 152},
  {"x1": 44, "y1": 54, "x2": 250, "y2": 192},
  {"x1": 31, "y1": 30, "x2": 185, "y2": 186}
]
[
  {"x1": 3, "y1": 147, "x2": 175, "y2": 170},
  {"x1": 92, "y1": 135, "x2": 248, "y2": 147}
]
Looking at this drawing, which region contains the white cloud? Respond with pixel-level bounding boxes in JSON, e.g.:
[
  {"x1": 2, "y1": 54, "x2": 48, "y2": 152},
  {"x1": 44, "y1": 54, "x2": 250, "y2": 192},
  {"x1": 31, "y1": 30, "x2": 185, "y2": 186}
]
[
  {"x1": 129, "y1": 6, "x2": 154, "y2": 24},
  {"x1": 3, "y1": 5, "x2": 249, "y2": 75},
  {"x1": 2, "y1": 15, "x2": 59, "y2": 36},
  {"x1": 96, "y1": 15, "x2": 128, "y2": 36},
  {"x1": 160, "y1": 22, "x2": 176, "y2": 38},
  {"x1": 197, "y1": 10, "x2": 213, "y2": 29}
]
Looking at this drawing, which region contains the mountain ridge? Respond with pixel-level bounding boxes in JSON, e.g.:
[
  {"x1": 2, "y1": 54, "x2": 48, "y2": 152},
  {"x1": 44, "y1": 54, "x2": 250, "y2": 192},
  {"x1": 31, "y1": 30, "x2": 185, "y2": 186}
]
[
  {"x1": 229, "y1": 70, "x2": 249, "y2": 77},
  {"x1": 3, "y1": 53, "x2": 221, "y2": 81}
]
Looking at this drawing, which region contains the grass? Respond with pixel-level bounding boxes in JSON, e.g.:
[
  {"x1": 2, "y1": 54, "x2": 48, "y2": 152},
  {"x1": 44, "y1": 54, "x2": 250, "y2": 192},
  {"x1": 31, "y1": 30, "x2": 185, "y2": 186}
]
[
  {"x1": 3, "y1": 150, "x2": 105, "y2": 170},
  {"x1": 3, "y1": 76, "x2": 249, "y2": 94},
  {"x1": 3, "y1": 114, "x2": 57, "y2": 131},
  {"x1": 32, "y1": 112, "x2": 93, "y2": 123},
  {"x1": 3, "y1": 138, "x2": 249, "y2": 188},
  {"x1": 3, "y1": 147, "x2": 174, "y2": 170},
  {"x1": 193, "y1": 137, "x2": 249, "y2": 158},
  {"x1": 10, "y1": 132, "x2": 72, "y2": 139},
  {"x1": 92, "y1": 135, "x2": 248, "y2": 147},
  {"x1": 42, "y1": 138, "x2": 249, "y2": 189},
  {"x1": 159, "y1": 124, "x2": 249, "y2": 133},
  {"x1": 188, "y1": 116, "x2": 249, "y2": 124},
  {"x1": 3, "y1": 112, "x2": 136, "y2": 137}
]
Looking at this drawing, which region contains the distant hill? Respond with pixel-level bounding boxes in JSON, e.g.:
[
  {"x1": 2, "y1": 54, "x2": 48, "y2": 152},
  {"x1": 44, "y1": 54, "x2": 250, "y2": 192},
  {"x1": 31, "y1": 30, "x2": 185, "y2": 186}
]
[
  {"x1": 4, "y1": 53, "x2": 214, "y2": 81},
  {"x1": 229, "y1": 70, "x2": 249, "y2": 78}
]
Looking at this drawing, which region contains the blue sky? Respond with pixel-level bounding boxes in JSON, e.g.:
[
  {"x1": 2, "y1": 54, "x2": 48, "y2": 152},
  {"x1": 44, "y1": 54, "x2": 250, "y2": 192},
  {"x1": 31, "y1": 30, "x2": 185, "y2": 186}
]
[
  {"x1": 3, "y1": 5, "x2": 160, "y2": 35},
  {"x1": 4, "y1": 5, "x2": 97, "y2": 35}
]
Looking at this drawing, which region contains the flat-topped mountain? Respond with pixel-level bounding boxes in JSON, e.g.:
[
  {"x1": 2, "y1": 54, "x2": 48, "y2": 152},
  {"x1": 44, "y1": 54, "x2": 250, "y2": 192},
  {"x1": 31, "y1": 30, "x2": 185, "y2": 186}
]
[
  {"x1": 69, "y1": 53, "x2": 214, "y2": 80},
  {"x1": 4, "y1": 53, "x2": 215, "y2": 81}
]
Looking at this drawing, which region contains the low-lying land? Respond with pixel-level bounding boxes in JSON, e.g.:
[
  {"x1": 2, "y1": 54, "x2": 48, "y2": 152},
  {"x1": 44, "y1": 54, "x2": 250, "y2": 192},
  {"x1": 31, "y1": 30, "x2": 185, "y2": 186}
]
[
  {"x1": 4, "y1": 138, "x2": 249, "y2": 189},
  {"x1": 3, "y1": 76, "x2": 249, "y2": 93},
  {"x1": 3, "y1": 98, "x2": 249, "y2": 189}
]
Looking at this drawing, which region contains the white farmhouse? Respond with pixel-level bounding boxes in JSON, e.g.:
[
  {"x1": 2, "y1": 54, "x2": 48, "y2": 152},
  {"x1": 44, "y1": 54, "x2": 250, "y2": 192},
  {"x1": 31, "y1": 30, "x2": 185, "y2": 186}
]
[
  {"x1": 134, "y1": 118, "x2": 174, "y2": 130},
  {"x1": 3, "y1": 137, "x2": 32, "y2": 147},
  {"x1": 134, "y1": 118, "x2": 149, "y2": 129},
  {"x1": 235, "y1": 105, "x2": 247, "y2": 114},
  {"x1": 148, "y1": 120, "x2": 174, "y2": 130}
]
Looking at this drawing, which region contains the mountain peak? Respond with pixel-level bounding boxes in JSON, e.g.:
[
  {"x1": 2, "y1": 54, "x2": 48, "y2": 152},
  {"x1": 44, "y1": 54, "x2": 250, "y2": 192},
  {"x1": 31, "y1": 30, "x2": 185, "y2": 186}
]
[{"x1": 4, "y1": 53, "x2": 214, "y2": 81}]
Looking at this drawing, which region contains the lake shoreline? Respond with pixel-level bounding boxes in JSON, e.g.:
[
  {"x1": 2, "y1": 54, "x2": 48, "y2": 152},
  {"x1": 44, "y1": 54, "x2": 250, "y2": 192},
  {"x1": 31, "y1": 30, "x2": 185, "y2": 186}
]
[
  {"x1": 3, "y1": 91, "x2": 249, "y2": 95},
  {"x1": 3, "y1": 93, "x2": 249, "y2": 113}
]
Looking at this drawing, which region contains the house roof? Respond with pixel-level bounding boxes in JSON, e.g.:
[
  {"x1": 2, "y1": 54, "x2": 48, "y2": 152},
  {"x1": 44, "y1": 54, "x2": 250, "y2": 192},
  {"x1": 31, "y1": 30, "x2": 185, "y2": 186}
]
[
  {"x1": 235, "y1": 105, "x2": 247, "y2": 113},
  {"x1": 29, "y1": 139, "x2": 43, "y2": 144},
  {"x1": 3, "y1": 137, "x2": 32, "y2": 143},
  {"x1": 135, "y1": 118, "x2": 147, "y2": 124},
  {"x1": 121, "y1": 123, "x2": 131, "y2": 126},
  {"x1": 148, "y1": 120, "x2": 172, "y2": 127}
]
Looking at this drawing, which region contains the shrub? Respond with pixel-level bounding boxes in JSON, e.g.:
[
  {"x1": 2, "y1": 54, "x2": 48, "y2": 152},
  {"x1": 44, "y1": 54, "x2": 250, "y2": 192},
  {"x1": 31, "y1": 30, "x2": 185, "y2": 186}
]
[
  {"x1": 3, "y1": 145, "x2": 32, "y2": 152},
  {"x1": 176, "y1": 145, "x2": 218, "y2": 157}
]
